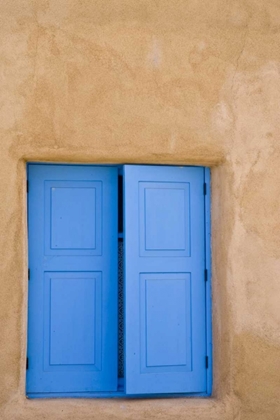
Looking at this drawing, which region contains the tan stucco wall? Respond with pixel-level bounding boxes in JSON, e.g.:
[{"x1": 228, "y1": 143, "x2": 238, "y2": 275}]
[{"x1": 1, "y1": 1, "x2": 280, "y2": 419}]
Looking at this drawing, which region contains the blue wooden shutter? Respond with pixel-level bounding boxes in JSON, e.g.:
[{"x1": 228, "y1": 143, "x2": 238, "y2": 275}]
[
  {"x1": 27, "y1": 164, "x2": 118, "y2": 394},
  {"x1": 124, "y1": 165, "x2": 207, "y2": 395}
]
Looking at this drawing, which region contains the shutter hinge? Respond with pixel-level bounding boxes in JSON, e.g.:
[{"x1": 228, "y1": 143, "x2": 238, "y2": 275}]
[
  {"x1": 203, "y1": 182, "x2": 207, "y2": 195},
  {"x1": 206, "y1": 356, "x2": 209, "y2": 369},
  {"x1": 204, "y1": 269, "x2": 208, "y2": 282},
  {"x1": 26, "y1": 180, "x2": 29, "y2": 193},
  {"x1": 28, "y1": 269, "x2": 30, "y2": 280},
  {"x1": 26, "y1": 357, "x2": 29, "y2": 370}
]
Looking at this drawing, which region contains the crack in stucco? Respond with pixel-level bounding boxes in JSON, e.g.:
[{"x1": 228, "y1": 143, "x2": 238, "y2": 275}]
[
  {"x1": 32, "y1": 0, "x2": 40, "y2": 90},
  {"x1": 230, "y1": 17, "x2": 251, "y2": 92}
]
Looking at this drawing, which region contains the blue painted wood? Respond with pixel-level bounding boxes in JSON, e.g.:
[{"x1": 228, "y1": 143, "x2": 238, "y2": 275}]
[
  {"x1": 204, "y1": 167, "x2": 212, "y2": 396},
  {"x1": 138, "y1": 181, "x2": 190, "y2": 257},
  {"x1": 140, "y1": 273, "x2": 192, "y2": 371},
  {"x1": 27, "y1": 390, "x2": 210, "y2": 399},
  {"x1": 26, "y1": 164, "x2": 118, "y2": 394},
  {"x1": 124, "y1": 165, "x2": 207, "y2": 395}
]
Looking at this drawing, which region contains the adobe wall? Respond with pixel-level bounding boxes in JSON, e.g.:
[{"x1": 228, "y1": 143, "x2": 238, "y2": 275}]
[{"x1": 0, "y1": 1, "x2": 280, "y2": 419}]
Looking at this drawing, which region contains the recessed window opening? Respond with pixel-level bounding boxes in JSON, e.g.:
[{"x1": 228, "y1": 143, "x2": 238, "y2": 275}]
[{"x1": 26, "y1": 163, "x2": 212, "y2": 398}]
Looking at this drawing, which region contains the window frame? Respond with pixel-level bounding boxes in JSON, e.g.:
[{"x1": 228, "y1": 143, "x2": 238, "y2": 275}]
[{"x1": 26, "y1": 163, "x2": 212, "y2": 399}]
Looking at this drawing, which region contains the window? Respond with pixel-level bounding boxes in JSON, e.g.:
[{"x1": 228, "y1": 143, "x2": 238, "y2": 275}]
[{"x1": 26, "y1": 164, "x2": 211, "y2": 397}]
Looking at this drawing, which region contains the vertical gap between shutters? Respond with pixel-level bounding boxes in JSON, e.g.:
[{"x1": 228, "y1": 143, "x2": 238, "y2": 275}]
[
  {"x1": 118, "y1": 240, "x2": 124, "y2": 379},
  {"x1": 118, "y1": 174, "x2": 124, "y2": 379},
  {"x1": 118, "y1": 175, "x2": 123, "y2": 234}
]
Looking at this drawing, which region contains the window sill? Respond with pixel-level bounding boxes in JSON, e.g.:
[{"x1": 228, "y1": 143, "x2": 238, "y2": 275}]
[{"x1": 27, "y1": 391, "x2": 211, "y2": 399}]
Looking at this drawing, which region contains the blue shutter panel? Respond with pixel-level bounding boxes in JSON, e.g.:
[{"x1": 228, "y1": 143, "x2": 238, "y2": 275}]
[
  {"x1": 27, "y1": 164, "x2": 118, "y2": 394},
  {"x1": 124, "y1": 165, "x2": 207, "y2": 395}
]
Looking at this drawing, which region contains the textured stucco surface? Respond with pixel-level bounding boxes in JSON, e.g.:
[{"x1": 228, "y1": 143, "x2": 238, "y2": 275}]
[{"x1": 1, "y1": 1, "x2": 280, "y2": 419}]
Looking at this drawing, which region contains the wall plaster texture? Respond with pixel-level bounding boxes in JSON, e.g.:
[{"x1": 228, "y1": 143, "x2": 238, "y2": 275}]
[{"x1": 0, "y1": 1, "x2": 280, "y2": 419}]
